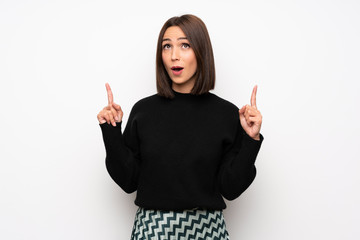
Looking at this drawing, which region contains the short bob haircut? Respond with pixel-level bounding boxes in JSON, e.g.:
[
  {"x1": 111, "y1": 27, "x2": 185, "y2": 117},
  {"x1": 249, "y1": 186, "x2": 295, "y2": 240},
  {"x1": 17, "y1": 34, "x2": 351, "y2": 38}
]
[{"x1": 156, "y1": 14, "x2": 215, "y2": 99}]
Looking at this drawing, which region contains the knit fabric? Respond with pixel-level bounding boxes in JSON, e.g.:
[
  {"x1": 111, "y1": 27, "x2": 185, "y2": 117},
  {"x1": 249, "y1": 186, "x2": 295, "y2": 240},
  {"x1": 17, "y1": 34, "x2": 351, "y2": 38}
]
[{"x1": 100, "y1": 89, "x2": 263, "y2": 210}]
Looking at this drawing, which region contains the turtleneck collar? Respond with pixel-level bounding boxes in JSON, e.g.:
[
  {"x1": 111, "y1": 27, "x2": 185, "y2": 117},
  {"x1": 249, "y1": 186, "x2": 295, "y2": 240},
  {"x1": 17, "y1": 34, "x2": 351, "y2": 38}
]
[{"x1": 171, "y1": 88, "x2": 211, "y2": 99}]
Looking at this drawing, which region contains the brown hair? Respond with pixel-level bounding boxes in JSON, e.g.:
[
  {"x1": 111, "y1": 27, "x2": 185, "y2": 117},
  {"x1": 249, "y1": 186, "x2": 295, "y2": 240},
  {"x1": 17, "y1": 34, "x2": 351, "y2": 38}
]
[{"x1": 156, "y1": 14, "x2": 215, "y2": 99}]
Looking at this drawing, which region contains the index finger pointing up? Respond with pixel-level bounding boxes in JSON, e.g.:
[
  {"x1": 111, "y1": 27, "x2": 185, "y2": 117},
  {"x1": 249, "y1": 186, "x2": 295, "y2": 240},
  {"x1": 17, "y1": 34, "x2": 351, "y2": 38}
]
[
  {"x1": 251, "y1": 85, "x2": 258, "y2": 108},
  {"x1": 105, "y1": 83, "x2": 113, "y2": 105}
]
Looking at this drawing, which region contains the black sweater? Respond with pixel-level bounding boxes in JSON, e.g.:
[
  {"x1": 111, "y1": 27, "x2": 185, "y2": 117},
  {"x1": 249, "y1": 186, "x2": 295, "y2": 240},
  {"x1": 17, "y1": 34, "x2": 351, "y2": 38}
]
[{"x1": 100, "y1": 89, "x2": 263, "y2": 210}]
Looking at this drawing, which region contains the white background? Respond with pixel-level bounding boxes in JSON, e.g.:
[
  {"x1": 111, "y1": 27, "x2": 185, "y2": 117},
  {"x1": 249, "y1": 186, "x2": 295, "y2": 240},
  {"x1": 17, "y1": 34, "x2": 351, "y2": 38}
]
[{"x1": 1, "y1": 0, "x2": 359, "y2": 239}]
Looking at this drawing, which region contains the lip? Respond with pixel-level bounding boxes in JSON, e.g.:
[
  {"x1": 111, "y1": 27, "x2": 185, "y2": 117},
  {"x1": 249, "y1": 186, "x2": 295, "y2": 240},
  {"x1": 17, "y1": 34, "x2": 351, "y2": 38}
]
[
  {"x1": 171, "y1": 66, "x2": 183, "y2": 69},
  {"x1": 172, "y1": 69, "x2": 183, "y2": 76},
  {"x1": 171, "y1": 66, "x2": 184, "y2": 76}
]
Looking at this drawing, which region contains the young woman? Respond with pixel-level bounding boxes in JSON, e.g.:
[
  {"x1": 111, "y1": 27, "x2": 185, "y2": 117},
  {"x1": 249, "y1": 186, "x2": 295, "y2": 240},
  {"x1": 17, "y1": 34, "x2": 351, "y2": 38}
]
[{"x1": 97, "y1": 14, "x2": 263, "y2": 240}]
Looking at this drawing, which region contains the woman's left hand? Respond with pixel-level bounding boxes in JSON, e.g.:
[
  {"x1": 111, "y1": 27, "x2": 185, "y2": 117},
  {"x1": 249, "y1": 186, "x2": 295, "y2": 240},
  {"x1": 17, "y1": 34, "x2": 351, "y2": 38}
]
[{"x1": 239, "y1": 85, "x2": 262, "y2": 140}]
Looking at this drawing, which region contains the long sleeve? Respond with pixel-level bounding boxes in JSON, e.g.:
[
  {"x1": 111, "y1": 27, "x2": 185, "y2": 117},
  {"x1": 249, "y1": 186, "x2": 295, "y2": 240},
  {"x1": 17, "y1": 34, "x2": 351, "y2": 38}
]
[
  {"x1": 98, "y1": 92, "x2": 263, "y2": 210},
  {"x1": 218, "y1": 121, "x2": 264, "y2": 200},
  {"x1": 99, "y1": 106, "x2": 141, "y2": 193}
]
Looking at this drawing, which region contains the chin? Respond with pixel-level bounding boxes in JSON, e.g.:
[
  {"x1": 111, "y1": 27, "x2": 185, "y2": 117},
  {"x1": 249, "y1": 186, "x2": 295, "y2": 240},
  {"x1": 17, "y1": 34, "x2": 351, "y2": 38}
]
[
  {"x1": 169, "y1": 78, "x2": 183, "y2": 84},
  {"x1": 172, "y1": 80, "x2": 187, "y2": 85}
]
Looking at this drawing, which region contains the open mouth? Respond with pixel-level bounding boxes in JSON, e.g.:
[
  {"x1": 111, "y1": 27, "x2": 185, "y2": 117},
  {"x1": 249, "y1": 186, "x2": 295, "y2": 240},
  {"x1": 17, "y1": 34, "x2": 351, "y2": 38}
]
[{"x1": 171, "y1": 66, "x2": 184, "y2": 72}]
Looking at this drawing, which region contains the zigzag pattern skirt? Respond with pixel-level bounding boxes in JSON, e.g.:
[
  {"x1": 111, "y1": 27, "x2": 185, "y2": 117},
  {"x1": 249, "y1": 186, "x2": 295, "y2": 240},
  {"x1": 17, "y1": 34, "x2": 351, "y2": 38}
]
[{"x1": 130, "y1": 207, "x2": 230, "y2": 240}]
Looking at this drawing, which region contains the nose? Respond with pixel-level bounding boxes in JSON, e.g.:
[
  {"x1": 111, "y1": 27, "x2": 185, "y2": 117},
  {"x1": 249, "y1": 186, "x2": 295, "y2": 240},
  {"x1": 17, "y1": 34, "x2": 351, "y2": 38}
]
[{"x1": 171, "y1": 47, "x2": 180, "y2": 61}]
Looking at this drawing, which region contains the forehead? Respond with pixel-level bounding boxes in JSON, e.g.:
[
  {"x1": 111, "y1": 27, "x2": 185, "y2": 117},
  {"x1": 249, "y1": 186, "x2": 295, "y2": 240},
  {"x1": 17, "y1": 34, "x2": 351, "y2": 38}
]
[{"x1": 163, "y1": 26, "x2": 187, "y2": 40}]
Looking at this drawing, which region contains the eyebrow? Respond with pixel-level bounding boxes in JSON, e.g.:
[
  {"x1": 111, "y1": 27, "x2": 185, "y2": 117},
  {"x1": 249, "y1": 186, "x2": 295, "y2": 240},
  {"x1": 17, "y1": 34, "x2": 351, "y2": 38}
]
[{"x1": 162, "y1": 37, "x2": 188, "y2": 42}]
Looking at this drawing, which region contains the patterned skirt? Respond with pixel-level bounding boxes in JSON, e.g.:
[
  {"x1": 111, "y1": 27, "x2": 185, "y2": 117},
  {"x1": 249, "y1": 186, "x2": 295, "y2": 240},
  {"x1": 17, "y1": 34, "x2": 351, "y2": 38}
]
[{"x1": 130, "y1": 207, "x2": 230, "y2": 240}]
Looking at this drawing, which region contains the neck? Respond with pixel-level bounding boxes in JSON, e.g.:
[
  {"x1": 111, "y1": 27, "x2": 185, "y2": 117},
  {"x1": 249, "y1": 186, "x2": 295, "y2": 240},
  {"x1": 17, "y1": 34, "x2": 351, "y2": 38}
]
[
  {"x1": 172, "y1": 86, "x2": 191, "y2": 93},
  {"x1": 171, "y1": 78, "x2": 195, "y2": 93}
]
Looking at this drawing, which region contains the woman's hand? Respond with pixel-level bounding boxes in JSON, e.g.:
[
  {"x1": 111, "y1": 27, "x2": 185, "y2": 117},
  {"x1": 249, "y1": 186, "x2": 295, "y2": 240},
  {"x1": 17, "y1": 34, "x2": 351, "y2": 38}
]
[
  {"x1": 97, "y1": 83, "x2": 123, "y2": 127},
  {"x1": 239, "y1": 85, "x2": 262, "y2": 140}
]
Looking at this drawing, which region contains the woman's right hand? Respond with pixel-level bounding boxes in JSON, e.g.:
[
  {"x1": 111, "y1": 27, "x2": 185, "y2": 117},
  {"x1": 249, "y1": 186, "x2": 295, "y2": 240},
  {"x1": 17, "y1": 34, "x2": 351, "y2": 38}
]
[{"x1": 97, "y1": 83, "x2": 123, "y2": 127}]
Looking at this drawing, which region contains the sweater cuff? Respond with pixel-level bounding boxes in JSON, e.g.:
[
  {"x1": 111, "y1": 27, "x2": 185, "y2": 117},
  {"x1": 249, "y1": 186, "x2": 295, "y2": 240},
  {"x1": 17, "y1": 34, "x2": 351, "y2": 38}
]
[
  {"x1": 241, "y1": 132, "x2": 264, "y2": 154},
  {"x1": 99, "y1": 121, "x2": 123, "y2": 137},
  {"x1": 99, "y1": 121, "x2": 122, "y2": 128}
]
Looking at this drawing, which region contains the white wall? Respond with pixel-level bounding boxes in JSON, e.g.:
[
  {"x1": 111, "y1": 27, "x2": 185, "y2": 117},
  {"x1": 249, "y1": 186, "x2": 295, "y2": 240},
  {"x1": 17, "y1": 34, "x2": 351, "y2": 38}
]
[{"x1": 1, "y1": 0, "x2": 359, "y2": 239}]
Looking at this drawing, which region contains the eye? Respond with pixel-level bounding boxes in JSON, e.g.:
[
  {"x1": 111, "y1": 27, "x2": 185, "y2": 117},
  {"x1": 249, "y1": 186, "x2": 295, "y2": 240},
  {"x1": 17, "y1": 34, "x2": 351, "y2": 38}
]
[
  {"x1": 182, "y1": 43, "x2": 190, "y2": 49},
  {"x1": 163, "y1": 44, "x2": 171, "y2": 50}
]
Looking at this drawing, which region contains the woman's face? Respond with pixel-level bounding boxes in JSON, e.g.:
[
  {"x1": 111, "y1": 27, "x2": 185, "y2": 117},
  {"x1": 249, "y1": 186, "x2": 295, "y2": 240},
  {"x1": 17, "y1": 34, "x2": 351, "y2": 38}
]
[{"x1": 162, "y1": 26, "x2": 197, "y2": 93}]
